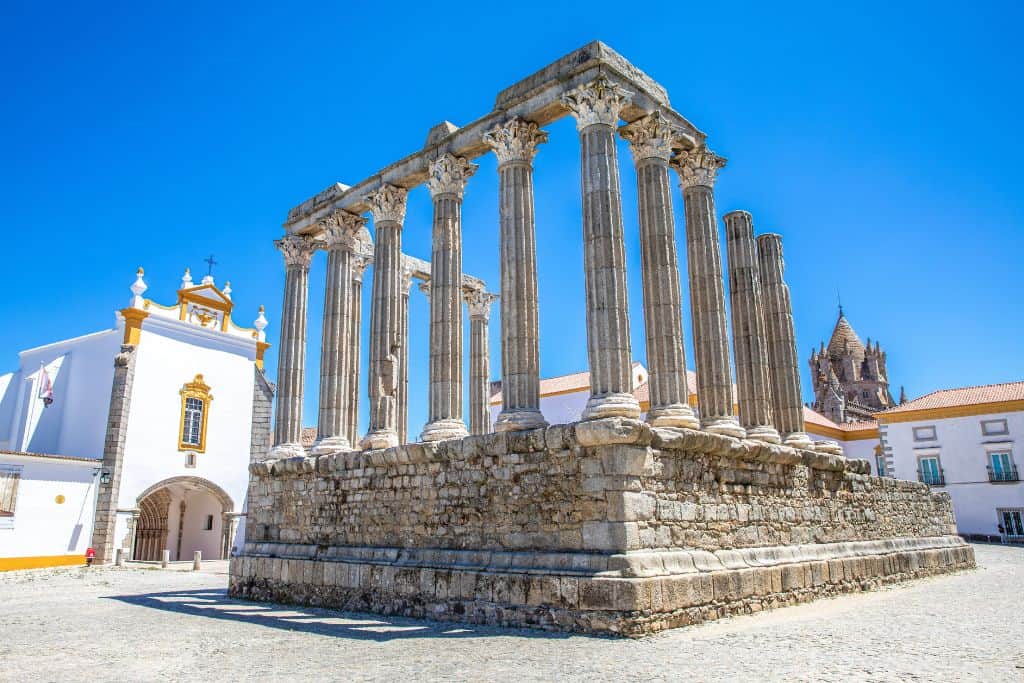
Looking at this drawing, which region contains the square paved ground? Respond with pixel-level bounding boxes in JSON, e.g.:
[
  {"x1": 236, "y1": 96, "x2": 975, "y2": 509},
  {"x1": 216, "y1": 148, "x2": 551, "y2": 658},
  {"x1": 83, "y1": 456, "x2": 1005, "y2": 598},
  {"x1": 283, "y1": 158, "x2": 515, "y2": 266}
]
[{"x1": 1, "y1": 544, "x2": 1021, "y2": 681}]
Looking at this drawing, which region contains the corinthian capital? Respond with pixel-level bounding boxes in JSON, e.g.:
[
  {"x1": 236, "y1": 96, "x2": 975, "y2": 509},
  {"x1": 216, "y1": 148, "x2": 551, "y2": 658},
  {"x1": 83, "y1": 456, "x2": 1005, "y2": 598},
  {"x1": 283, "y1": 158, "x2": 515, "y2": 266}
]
[
  {"x1": 320, "y1": 209, "x2": 366, "y2": 250},
  {"x1": 619, "y1": 111, "x2": 679, "y2": 163},
  {"x1": 352, "y1": 254, "x2": 372, "y2": 282},
  {"x1": 367, "y1": 183, "x2": 408, "y2": 224},
  {"x1": 427, "y1": 153, "x2": 478, "y2": 199},
  {"x1": 464, "y1": 288, "x2": 499, "y2": 320},
  {"x1": 671, "y1": 146, "x2": 728, "y2": 190},
  {"x1": 482, "y1": 118, "x2": 549, "y2": 165},
  {"x1": 275, "y1": 235, "x2": 316, "y2": 269},
  {"x1": 560, "y1": 75, "x2": 632, "y2": 132}
]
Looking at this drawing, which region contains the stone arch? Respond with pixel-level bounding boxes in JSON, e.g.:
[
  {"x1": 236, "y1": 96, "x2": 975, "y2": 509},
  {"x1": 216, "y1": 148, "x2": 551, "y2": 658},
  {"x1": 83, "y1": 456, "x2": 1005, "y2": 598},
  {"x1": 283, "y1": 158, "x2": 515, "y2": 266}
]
[{"x1": 133, "y1": 476, "x2": 236, "y2": 562}]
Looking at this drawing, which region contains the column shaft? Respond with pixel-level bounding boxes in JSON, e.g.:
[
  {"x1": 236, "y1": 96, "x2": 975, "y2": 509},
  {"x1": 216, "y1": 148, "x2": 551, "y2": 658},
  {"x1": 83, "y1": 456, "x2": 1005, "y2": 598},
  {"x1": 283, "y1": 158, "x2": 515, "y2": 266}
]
[
  {"x1": 483, "y1": 118, "x2": 549, "y2": 432},
  {"x1": 466, "y1": 289, "x2": 498, "y2": 435},
  {"x1": 398, "y1": 267, "x2": 412, "y2": 444},
  {"x1": 421, "y1": 154, "x2": 476, "y2": 442},
  {"x1": 725, "y1": 211, "x2": 780, "y2": 443},
  {"x1": 757, "y1": 233, "x2": 813, "y2": 448},
  {"x1": 362, "y1": 185, "x2": 407, "y2": 450},
  {"x1": 674, "y1": 148, "x2": 745, "y2": 438},
  {"x1": 272, "y1": 236, "x2": 314, "y2": 455},
  {"x1": 346, "y1": 258, "x2": 367, "y2": 446},
  {"x1": 562, "y1": 77, "x2": 640, "y2": 421},
  {"x1": 621, "y1": 112, "x2": 698, "y2": 428}
]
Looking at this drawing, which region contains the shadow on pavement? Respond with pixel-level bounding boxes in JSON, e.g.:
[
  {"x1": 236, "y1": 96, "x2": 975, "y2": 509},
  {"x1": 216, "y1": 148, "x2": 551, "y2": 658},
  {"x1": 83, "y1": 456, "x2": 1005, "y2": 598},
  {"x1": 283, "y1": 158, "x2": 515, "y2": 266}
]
[{"x1": 106, "y1": 588, "x2": 576, "y2": 642}]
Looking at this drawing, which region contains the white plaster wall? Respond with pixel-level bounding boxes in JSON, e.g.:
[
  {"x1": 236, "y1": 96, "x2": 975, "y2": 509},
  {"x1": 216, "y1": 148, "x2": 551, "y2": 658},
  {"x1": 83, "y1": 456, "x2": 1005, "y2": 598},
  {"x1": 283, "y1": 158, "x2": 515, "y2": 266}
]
[
  {"x1": 0, "y1": 454, "x2": 99, "y2": 558},
  {"x1": 885, "y1": 410, "x2": 1024, "y2": 535},
  {"x1": 1, "y1": 330, "x2": 119, "y2": 458},
  {"x1": 115, "y1": 323, "x2": 254, "y2": 525}
]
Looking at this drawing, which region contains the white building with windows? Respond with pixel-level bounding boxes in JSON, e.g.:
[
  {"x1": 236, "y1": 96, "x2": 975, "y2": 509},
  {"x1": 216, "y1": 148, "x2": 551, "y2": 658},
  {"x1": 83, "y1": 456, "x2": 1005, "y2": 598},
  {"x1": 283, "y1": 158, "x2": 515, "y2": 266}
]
[
  {"x1": 877, "y1": 382, "x2": 1024, "y2": 542},
  {"x1": 0, "y1": 268, "x2": 272, "y2": 570}
]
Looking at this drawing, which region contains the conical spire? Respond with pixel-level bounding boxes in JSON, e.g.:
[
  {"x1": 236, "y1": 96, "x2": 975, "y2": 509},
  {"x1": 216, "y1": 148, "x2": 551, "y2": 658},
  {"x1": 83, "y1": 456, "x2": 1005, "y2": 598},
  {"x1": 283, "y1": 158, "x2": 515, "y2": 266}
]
[{"x1": 827, "y1": 310, "x2": 865, "y2": 362}]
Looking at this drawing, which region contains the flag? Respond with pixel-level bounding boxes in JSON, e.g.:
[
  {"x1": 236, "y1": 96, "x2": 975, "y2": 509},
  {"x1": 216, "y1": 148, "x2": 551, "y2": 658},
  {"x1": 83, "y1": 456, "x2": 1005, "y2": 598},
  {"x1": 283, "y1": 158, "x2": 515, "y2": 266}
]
[{"x1": 38, "y1": 366, "x2": 54, "y2": 407}]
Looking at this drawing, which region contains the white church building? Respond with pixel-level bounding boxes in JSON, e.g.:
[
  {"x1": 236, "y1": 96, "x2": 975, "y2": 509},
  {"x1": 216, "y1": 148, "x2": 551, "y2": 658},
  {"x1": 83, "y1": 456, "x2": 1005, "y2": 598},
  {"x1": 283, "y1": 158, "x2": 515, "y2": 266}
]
[{"x1": 0, "y1": 267, "x2": 272, "y2": 569}]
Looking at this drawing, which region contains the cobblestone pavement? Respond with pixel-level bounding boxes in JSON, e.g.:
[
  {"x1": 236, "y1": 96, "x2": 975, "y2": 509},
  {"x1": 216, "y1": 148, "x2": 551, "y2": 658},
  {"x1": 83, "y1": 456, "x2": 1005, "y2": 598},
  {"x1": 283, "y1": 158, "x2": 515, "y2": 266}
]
[{"x1": 1, "y1": 544, "x2": 1021, "y2": 682}]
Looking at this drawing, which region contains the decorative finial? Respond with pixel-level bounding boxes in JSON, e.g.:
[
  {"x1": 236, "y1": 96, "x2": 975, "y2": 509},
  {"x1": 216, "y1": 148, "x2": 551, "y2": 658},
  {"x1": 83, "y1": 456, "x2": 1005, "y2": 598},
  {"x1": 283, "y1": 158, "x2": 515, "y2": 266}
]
[
  {"x1": 181, "y1": 267, "x2": 193, "y2": 289},
  {"x1": 130, "y1": 266, "x2": 148, "y2": 308},
  {"x1": 223, "y1": 281, "x2": 232, "y2": 299},
  {"x1": 254, "y1": 305, "x2": 268, "y2": 342},
  {"x1": 837, "y1": 290, "x2": 844, "y2": 317}
]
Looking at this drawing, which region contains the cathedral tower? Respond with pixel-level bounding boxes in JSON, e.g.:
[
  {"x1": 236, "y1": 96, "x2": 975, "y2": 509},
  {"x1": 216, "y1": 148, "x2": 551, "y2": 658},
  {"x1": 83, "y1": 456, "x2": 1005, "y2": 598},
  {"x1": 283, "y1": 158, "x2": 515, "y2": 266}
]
[{"x1": 809, "y1": 308, "x2": 896, "y2": 423}]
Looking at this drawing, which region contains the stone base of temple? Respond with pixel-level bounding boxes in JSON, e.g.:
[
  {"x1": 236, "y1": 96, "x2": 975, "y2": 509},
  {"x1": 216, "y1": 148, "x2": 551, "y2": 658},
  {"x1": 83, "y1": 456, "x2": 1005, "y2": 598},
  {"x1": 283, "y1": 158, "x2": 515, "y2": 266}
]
[
  {"x1": 229, "y1": 536, "x2": 972, "y2": 637},
  {"x1": 231, "y1": 417, "x2": 975, "y2": 636}
]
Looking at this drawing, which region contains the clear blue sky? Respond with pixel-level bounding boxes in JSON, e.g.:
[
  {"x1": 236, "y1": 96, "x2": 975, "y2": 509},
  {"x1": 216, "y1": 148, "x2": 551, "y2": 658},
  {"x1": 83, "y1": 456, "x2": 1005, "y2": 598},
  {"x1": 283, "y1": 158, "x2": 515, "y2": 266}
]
[{"x1": 3, "y1": 1, "x2": 1022, "y2": 435}]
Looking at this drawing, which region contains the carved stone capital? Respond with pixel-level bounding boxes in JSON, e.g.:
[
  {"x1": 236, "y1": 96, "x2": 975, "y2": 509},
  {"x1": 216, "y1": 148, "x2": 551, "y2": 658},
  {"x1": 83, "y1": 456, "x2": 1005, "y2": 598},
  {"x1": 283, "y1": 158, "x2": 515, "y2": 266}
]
[
  {"x1": 560, "y1": 75, "x2": 632, "y2": 131},
  {"x1": 418, "y1": 280, "x2": 432, "y2": 301},
  {"x1": 671, "y1": 146, "x2": 728, "y2": 190},
  {"x1": 482, "y1": 118, "x2": 549, "y2": 165},
  {"x1": 320, "y1": 209, "x2": 366, "y2": 250},
  {"x1": 352, "y1": 255, "x2": 371, "y2": 282},
  {"x1": 620, "y1": 111, "x2": 679, "y2": 163},
  {"x1": 367, "y1": 183, "x2": 408, "y2": 224},
  {"x1": 400, "y1": 265, "x2": 415, "y2": 295},
  {"x1": 276, "y1": 235, "x2": 316, "y2": 269},
  {"x1": 427, "y1": 153, "x2": 478, "y2": 199},
  {"x1": 465, "y1": 289, "x2": 499, "y2": 320}
]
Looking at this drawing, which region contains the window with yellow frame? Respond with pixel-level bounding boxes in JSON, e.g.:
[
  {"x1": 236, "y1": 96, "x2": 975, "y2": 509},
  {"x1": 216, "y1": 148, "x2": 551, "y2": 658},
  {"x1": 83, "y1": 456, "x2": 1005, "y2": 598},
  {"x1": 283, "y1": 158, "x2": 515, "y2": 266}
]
[{"x1": 179, "y1": 374, "x2": 212, "y2": 452}]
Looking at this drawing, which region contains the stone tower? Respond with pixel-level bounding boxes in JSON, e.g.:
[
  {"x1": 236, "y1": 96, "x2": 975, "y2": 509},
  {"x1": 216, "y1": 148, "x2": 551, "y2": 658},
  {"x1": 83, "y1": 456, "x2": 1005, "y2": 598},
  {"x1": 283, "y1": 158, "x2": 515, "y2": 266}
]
[{"x1": 809, "y1": 308, "x2": 895, "y2": 423}]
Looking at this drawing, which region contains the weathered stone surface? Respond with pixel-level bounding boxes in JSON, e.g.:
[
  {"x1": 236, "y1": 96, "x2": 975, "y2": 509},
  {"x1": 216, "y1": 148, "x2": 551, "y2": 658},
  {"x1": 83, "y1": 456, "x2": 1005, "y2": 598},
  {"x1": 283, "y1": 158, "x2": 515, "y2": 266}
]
[{"x1": 233, "y1": 418, "x2": 972, "y2": 635}]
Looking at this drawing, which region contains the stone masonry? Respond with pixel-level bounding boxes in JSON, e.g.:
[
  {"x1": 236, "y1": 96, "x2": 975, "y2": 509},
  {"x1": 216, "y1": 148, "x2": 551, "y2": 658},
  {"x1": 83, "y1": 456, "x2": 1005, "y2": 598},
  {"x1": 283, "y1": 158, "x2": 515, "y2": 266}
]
[{"x1": 235, "y1": 42, "x2": 974, "y2": 636}]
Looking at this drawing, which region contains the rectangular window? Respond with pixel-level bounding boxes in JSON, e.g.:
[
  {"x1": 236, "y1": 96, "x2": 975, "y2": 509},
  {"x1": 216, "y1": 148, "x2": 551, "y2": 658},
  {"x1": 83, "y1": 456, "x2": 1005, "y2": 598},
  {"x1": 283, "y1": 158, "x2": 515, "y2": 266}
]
[
  {"x1": 919, "y1": 456, "x2": 943, "y2": 486},
  {"x1": 0, "y1": 465, "x2": 22, "y2": 528},
  {"x1": 981, "y1": 419, "x2": 1009, "y2": 436},
  {"x1": 204, "y1": 514, "x2": 214, "y2": 531},
  {"x1": 1000, "y1": 509, "x2": 1024, "y2": 537},
  {"x1": 182, "y1": 398, "x2": 204, "y2": 447},
  {"x1": 913, "y1": 426, "x2": 937, "y2": 442},
  {"x1": 989, "y1": 451, "x2": 1018, "y2": 482}
]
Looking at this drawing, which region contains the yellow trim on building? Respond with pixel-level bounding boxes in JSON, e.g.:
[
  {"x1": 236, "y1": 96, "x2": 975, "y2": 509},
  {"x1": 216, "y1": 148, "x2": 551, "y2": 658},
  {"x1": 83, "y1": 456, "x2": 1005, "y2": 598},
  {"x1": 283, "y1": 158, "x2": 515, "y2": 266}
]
[
  {"x1": 120, "y1": 307, "x2": 149, "y2": 345},
  {"x1": 805, "y1": 422, "x2": 880, "y2": 441},
  {"x1": 179, "y1": 374, "x2": 213, "y2": 453},
  {"x1": 875, "y1": 400, "x2": 1024, "y2": 424},
  {"x1": 255, "y1": 342, "x2": 270, "y2": 371},
  {"x1": 0, "y1": 554, "x2": 85, "y2": 572}
]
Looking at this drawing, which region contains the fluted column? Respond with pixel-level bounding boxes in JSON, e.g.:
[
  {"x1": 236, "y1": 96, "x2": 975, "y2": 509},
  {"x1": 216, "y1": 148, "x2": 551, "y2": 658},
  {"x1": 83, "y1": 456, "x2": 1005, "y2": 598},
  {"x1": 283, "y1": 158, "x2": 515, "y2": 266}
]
[
  {"x1": 561, "y1": 76, "x2": 641, "y2": 421},
  {"x1": 724, "y1": 211, "x2": 780, "y2": 443},
  {"x1": 757, "y1": 233, "x2": 813, "y2": 448},
  {"x1": 482, "y1": 118, "x2": 549, "y2": 432},
  {"x1": 313, "y1": 211, "x2": 365, "y2": 453},
  {"x1": 271, "y1": 235, "x2": 316, "y2": 457},
  {"x1": 466, "y1": 288, "x2": 499, "y2": 435},
  {"x1": 671, "y1": 147, "x2": 745, "y2": 438},
  {"x1": 421, "y1": 153, "x2": 477, "y2": 442},
  {"x1": 397, "y1": 264, "x2": 413, "y2": 444},
  {"x1": 620, "y1": 111, "x2": 699, "y2": 429},
  {"x1": 361, "y1": 184, "x2": 407, "y2": 450},
  {"x1": 346, "y1": 255, "x2": 369, "y2": 446}
]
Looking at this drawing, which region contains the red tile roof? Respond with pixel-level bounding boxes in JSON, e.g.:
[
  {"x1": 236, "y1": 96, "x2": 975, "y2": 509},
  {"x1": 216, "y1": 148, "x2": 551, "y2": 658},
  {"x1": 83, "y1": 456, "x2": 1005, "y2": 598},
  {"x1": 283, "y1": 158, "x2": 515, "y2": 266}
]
[{"x1": 879, "y1": 381, "x2": 1024, "y2": 414}]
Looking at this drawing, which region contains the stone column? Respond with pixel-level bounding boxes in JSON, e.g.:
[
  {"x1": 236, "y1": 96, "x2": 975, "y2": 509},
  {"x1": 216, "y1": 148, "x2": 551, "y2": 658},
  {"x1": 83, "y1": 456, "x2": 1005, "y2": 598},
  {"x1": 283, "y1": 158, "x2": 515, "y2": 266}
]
[
  {"x1": 757, "y1": 233, "x2": 814, "y2": 448},
  {"x1": 724, "y1": 211, "x2": 780, "y2": 443},
  {"x1": 465, "y1": 288, "x2": 498, "y2": 435},
  {"x1": 397, "y1": 263, "x2": 413, "y2": 444},
  {"x1": 620, "y1": 111, "x2": 699, "y2": 429},
  {"x1": 361, "y1": 184, "x2": 407, "y2": 450},
  {"x1": 313, "y1": 210, "x2": 365, "y2": 454},
  {"x1": 346, "y1": 255, "x2": 370, "y2": 446},
  {"x1": 421, "y1": 153, "x2": 477, "y2": 442},
  {"x1": 561, "y1": 75, "x2": 641, "y2": 421},
  {"x1": 271, "y1": 235, "x2": 316, "y2": 456},
  {"x1": 671, "y1": 147, "x2": 744, "y2": 438},
  {"x1": 482, "y1": 117, "x2": 549, "y2": 432}
]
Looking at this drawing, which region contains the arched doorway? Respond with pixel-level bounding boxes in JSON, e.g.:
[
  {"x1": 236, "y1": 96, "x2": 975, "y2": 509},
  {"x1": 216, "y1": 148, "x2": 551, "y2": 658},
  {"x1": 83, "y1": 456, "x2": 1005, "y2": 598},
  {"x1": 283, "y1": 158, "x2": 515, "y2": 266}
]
[{"x1": 133, "y1": 476, "x2": 235, "y2": 562}]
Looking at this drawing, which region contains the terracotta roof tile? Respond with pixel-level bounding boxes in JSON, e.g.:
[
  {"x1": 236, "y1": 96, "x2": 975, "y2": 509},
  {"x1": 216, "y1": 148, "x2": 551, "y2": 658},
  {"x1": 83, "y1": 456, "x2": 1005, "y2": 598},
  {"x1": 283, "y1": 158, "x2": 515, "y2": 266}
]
[
  {"x1": 879, "y1": 381, "x2": 1024, "y2": 414},
  {"x1": 803, "y1": 406, "x2": 877, "y2": 432}
]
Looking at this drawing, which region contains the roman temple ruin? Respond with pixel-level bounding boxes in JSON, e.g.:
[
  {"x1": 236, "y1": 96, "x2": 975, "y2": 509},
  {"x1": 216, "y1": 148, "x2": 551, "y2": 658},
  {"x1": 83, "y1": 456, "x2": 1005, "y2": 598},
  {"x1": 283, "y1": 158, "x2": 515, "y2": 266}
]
[{"x1": 229, "y1": 42, "x2": 974, "y2": 636}]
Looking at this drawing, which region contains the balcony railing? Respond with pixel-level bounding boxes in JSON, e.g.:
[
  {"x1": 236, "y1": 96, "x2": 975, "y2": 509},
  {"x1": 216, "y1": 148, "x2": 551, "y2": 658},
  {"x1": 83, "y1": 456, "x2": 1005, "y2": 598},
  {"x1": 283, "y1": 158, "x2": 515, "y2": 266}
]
[
  {"x1": 987, "y1": 465, "x2": 1020, "y2": 483},
  {"x1": 918, "y1": 468, "x2": 946, "y2": 486}
]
